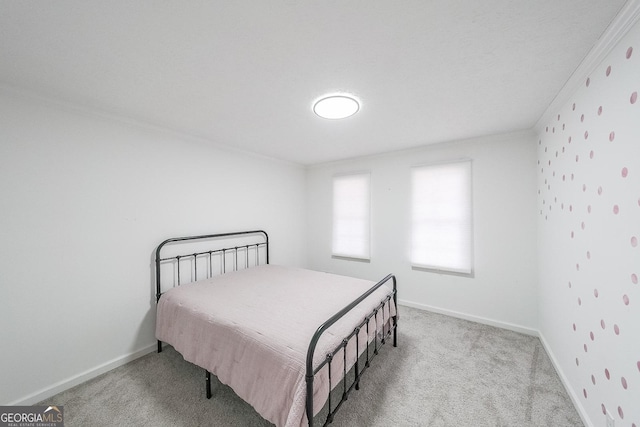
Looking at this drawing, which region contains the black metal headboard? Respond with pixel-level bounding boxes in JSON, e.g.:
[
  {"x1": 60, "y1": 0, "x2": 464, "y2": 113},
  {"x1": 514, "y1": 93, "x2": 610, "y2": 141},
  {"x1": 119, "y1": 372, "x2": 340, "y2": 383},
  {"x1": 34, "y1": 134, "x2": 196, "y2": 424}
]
[{"x1": 154, "y1": 230, "x2": 269, "y2": 303}]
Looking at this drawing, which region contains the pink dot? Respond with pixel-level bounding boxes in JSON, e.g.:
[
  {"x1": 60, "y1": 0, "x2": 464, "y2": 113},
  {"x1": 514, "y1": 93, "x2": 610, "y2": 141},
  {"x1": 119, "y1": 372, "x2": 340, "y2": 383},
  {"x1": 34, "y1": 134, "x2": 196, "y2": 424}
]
[
  {"x1": 632, "y1": 92, "x2": 638, "y2": 104},
  {"x1": 583, "y1": 184, "x2": 587, "y2": 192},
  {"x1": 623, "y1": 294, "x2": 629, "y2": 305},
  {"x1": 569, "y1": 281, "x2": 572, "y2": 288},
  {"x1": 609, "y1": 131, "x2": 615, "y2": 141},
  {"x1": 606, "y1": 65, "x2": 612, "y2": 76},
  {"x1": 590, "y1": 331, "x2": 595, "y2": 341},
  {"x1": 573, "y1": 103, "x2": 576, "y2": 110},
  {"x1": 570, "y1": 205, "x2": 573, "y2": 212},
  {"x1": 586, "y1": 78, "x2": 590, "y2": 87},
  {"x1": 637, "y1": 361, "x2": 640, "y2": 372},
  {"x1": 598, "y1": 106, "x2": 603, "y2": 115},
  {"x1": 601, "y1": 319, "x2": 606, "y2": 329},
  {"x1": 618, "y1": 406, "x2": 624, "y2": 419},
  {"x1": 584, "y1": 131, "x2": 589, "y2": 139},
  {"x1": 621, "y1": 377, "x2": 628, "y2": 389},
  {"x1": 622, "y1": 167, "x2": 629, "y2": 177},
  {"x1": 576, "y1": 357, "x2": 580, "y2": 366},
  {"x1": 576, "y1": 155, "x2": 580, "y2": 162},
  {"x1": 573, "y1": 323, "x2": 576, "y2": 331},
  {"x1": 584, "y1": 344, "x2": 588, "y2": 352},
  {"x1": 581, "y1": 114, "x2": 585, "y2": 122},
  {"x1": 592, "y1": 374, "x2": 596, "y2": 384},
  {"x1": 578, "y1": 297, "x2": 582, "y2": 305},
  {"x1": 587, "y1": 205, "x2": 592, "y2": 213},
  {"x1": 577, "y1": 264, "x2": 580, "y2": 271},
  {"x1": 594, "y1": 288, "x2": 598, "y2": 297},
  {"x1": 598, "y1": 186, "x2": 603, "y2": 195},
  {"x1": 583, "y1": 388, "x2": 587, "y2": 398},
  {"x1": 628, "y1": 46, "x2": 634, "y2": 59},
  {"x1": 614, "y1": 324, "x2": 620, "y2": 335},
  {"x1": 605, "y1": 368, "x2": 610, "y2": 379},
  {"x1": 590, "y1": 150, "x2": 594, "y2": 159},
  {"x1": 613, "y1": 205, "x2": 620, "y2": 214},
  {"x1": 632, "y1": 236, "x2": 638, "y2": 247},
  {"x1": 632, "y1": 273, "x2": 638, "y2": 284},
  {"x1": 568, "y1": 136, "x2": 572, "y2": 143},
  {"x1": 581, "y1": 221, "x2": 585, "y2": 230},
  {"x1": 571, "y1": 231, "x2": 575, "y2": 239}
]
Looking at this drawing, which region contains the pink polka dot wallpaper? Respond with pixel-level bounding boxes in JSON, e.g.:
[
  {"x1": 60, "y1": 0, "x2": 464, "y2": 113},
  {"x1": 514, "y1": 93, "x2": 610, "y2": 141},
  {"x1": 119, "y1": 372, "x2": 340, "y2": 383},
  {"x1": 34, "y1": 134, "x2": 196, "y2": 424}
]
[{"x1": 538, "y1": 23, "x2": 639, "y2": 427}]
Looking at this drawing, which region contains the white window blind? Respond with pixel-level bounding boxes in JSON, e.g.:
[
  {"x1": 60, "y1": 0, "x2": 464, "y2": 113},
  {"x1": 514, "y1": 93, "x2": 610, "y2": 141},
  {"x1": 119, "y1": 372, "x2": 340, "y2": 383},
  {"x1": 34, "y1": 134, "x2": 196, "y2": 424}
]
[
  {"x1": 411, "y1": 160, "x2": 473, "y2": 274},
  {"x1": 332, "y1": 173, "x2": 371, "y2": 260}
]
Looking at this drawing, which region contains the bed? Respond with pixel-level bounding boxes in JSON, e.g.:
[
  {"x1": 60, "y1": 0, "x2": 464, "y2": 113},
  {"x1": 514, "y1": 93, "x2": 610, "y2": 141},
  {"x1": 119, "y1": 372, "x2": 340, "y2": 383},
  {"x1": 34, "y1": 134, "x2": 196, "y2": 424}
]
[{"x1": 154, "y1": 230, "x2": 397, "y2": 427}]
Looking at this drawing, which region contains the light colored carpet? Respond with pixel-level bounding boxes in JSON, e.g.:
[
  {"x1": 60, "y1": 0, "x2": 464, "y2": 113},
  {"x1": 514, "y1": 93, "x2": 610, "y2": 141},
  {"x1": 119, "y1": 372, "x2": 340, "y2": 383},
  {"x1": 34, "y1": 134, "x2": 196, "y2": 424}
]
[{"x1": 38, "y1": 306, "x2": 583, "y2": 426}]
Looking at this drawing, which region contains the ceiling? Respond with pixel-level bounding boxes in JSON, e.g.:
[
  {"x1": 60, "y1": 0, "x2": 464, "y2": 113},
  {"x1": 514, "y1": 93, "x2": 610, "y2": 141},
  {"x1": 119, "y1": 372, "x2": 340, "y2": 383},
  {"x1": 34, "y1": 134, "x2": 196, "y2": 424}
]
[{"x1": 0, "y1": 1, "x2": 629, "y2": 165}]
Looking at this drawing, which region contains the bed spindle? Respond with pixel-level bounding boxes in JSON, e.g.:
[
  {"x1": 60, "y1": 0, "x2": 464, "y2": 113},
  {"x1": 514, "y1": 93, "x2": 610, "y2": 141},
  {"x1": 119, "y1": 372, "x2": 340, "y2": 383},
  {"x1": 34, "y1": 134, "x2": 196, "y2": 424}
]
[
  {"x1": 355, "y1": 328, "x2": 361, "y2": 390},
  {"x1": 208, "y1": 251, "x2": 213, "y2": 278},
  {"x1": 176, "y1": 255, "x2": 181, "y2": 286},
  {"x1": 326, "y1": 353, "x2": 333, "y2": 424},
  {"x1": 373, "y1": 309, "x2": 379, "y2": 356},
  {"x1": 342, "y1": 340, "x2": 348, "y2": 401}
]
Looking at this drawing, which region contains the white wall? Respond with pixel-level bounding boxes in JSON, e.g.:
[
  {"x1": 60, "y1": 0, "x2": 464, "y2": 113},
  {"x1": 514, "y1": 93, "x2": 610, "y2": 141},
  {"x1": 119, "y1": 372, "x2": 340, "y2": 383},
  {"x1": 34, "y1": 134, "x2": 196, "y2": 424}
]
[
  {"x1": 306, "y1": 131, "x2": 539, "y2": 333},
  {"x1": 537, "y1": 20, "x2": 640, "y2": 427},
  {"x1": 0, "y1": 87, "x2": 307, "y2": 405}
]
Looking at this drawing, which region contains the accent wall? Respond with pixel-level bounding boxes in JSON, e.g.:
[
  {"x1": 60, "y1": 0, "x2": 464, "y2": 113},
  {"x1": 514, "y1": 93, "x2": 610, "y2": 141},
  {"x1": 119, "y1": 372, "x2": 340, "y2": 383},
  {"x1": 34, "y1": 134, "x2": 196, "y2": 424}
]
[{"x1": 537, "y1": 19, "x2": 640, "y2": 427}]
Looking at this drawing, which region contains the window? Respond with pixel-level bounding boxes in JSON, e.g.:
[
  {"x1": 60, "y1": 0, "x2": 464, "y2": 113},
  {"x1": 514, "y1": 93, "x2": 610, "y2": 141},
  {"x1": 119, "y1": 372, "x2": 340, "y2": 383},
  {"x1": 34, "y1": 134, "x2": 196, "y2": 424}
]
[
  {"x1": 411, "y1": 160, "x2": 473, "y2": 275},
  {"x1": 332, "y1": 173, "x2": 371, "y2": 260}
]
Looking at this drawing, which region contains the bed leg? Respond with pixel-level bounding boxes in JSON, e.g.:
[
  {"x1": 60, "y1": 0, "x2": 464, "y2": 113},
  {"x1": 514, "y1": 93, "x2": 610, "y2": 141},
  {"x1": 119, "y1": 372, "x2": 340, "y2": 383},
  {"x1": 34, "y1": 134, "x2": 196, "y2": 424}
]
[
  {"x1": 157, "y1": 340, "x2": 162, "y2": 353},
  {"x1": 393, "y1": 316, "x2": 398, "y2": 347},
  {"x1": 206, "y1": 370, "x2": 212, "y2": 399}
]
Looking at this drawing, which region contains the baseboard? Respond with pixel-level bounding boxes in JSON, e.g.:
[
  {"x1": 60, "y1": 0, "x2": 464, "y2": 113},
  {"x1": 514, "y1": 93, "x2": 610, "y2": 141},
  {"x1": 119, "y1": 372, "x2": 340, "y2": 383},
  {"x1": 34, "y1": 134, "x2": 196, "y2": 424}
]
[
  {"x1": 538, "y1": 332, "x2": 592, "y2": 427},
  {"x1": 398, "y1": 299, "x2": 539, "y2": 337},
  {"x1": 6, "y1": 343, "x2": 157, "y2": 406}
]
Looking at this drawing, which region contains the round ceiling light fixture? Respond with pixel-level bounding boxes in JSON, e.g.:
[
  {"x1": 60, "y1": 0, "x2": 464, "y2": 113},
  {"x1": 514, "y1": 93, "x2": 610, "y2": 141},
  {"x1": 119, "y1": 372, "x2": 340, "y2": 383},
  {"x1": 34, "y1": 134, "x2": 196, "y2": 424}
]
[{"x1": 313, "y1": 94, "x2": 360, "y2": 119}]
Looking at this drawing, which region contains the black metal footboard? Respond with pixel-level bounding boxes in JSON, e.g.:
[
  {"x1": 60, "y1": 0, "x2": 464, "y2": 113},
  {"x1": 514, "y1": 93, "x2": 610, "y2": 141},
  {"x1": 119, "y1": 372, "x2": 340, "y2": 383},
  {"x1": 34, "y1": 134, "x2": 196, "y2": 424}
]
[{"x1": 305, "y1": 274, "x2": 397, "y2": 427}]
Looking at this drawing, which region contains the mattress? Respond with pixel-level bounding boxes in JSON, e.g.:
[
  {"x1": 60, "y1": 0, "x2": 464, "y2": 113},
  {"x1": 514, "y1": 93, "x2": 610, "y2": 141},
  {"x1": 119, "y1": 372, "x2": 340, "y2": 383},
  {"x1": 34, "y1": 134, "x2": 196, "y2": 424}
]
[{"x1": 156, "y1": 264, "x2": 395, "y2": 427}]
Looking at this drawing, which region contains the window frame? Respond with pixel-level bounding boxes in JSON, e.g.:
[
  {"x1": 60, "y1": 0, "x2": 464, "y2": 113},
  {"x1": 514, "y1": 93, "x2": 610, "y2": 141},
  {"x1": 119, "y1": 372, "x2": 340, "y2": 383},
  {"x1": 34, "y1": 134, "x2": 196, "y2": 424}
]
[
  {"x1": 331, "y1": 172, "x2": 372, "y2": 261},
  {"x1": 410, "y1": 159, "x2": 474, "y2": 276}
]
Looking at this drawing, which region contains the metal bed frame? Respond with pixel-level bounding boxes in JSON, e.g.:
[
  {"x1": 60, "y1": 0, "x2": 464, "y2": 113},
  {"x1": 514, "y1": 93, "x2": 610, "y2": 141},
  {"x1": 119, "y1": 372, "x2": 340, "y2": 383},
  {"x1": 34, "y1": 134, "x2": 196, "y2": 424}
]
[{"x1": 155, "y1": 230, "x2": 398, "y2": 426}]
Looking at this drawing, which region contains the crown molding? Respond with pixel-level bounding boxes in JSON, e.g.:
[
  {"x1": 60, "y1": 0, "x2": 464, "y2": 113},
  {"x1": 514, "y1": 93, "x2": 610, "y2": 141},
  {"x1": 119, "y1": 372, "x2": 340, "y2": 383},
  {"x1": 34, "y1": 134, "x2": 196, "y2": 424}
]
[{"x1": 534, "y1": 0, "x2": 640, "y2": 131}]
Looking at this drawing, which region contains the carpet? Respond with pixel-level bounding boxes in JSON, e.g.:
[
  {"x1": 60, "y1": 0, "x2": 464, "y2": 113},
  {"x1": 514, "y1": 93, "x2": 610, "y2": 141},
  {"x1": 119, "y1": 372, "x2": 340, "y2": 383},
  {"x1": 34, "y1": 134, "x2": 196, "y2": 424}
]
[{"x1": 38, "y1": 306, "x2": 583, "y2": 426}]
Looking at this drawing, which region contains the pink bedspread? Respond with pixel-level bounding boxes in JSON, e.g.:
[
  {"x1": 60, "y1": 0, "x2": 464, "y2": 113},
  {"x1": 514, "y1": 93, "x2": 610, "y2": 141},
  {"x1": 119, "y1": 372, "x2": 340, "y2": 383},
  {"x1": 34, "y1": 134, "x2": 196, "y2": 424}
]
[{"x1": 156, "y1": 265, "x2": 395, "y2": 427}]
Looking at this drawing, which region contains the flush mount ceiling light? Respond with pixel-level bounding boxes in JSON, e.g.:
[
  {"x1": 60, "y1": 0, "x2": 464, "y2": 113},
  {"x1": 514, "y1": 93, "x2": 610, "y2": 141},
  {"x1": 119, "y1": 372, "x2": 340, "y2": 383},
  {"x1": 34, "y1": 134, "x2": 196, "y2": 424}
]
[{"x1": 313, "y1": 94, "x2": 360, "y2": 119}]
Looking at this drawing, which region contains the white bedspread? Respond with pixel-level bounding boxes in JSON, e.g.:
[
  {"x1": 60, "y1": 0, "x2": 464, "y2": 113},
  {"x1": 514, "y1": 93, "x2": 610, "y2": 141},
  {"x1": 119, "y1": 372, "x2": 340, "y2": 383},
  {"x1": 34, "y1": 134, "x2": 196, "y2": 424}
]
[{"x1": 156, "y1": 265, "x2": 395, "y2": 427}]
